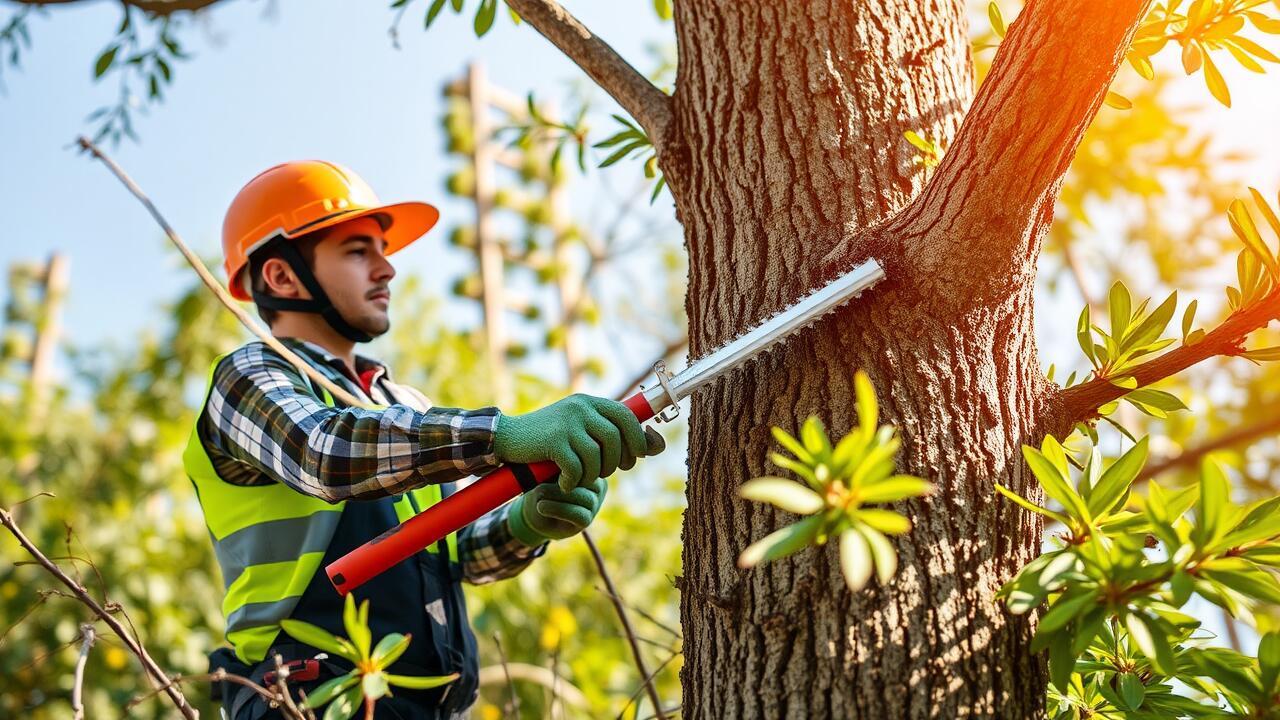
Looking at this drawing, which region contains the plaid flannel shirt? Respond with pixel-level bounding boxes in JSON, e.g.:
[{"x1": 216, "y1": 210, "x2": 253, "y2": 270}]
[{"x1": 196, "y1": 337, "x2": 545, "y2": 584}]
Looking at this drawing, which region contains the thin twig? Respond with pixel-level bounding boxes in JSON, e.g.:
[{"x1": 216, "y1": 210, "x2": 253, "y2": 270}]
[
  {"x1": 0, "y1": 505, "x2": 198, "y2": 719},
  {"x1": 614, "y1": 650, "x2": 680, "y2": 720},
  {"x1": 71, "y1": 624, "x2": 95, "y2": 720},
  {"x1": 593, "y1": 585, "x2": 681, "y2": 639},
  {"x1": 582, "y1": 531, "x2": 667, "y2": 720},
  {"x1": 1136, "y1": 411, "x2": 1280, "y2": 484},
  {"x1": 493, "y1": 633, "x2": 521, "y2": 719},
  {"x1": 75, "y1": 136, "x2": 373, "y2": 410}
]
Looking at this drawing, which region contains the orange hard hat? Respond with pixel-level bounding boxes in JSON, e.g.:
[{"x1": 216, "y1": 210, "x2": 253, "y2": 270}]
[{"x1": 222, "y1": 160, "x2": 439, "y2": 300}]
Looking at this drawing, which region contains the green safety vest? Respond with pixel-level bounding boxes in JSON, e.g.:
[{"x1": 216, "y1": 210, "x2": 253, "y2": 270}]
[{"x1": 184, "y1": 352, "x2": 458, "y2": 664}]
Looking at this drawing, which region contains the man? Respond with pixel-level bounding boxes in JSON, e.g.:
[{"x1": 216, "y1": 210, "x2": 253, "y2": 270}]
[{"x1": 187, "y1": 160, "x2": 661, "y2": 719}]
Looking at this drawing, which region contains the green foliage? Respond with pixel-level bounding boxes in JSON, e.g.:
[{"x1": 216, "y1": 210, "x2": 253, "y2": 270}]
[
  {"x1": 0, "y1": 6, "x2": 35, "y2": 90},
  {"x1": 1127, "y1": 0, "x2": 1280, "y2": 108},
  {"x1": 737, "y1": 371, "x2": 933, "y2": 591},
  {"x1": 594, "y1": 114, "x2": 666, "y2": 203},
  {"x1": 280, "y1": 594, "x2": 457, "y2": 718},
  {"x1": 85, "y1": 8, "x2": 190, "y2": 145},
  {"x1": 999, "y1": 436, "x2": 1280, "y2": 718}
]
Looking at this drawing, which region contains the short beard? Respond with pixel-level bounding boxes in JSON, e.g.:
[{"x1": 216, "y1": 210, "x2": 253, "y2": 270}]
[{"x1": 356, "y1": 314, "x2": 391, "y2": 338}]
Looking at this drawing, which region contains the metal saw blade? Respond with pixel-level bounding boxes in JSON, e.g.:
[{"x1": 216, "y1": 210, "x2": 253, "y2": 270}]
[{"x1": 640, "y1": 258, "x2": 885, "y2": 413}]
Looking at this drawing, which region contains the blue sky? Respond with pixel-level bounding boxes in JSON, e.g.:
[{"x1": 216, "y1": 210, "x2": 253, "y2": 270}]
[{"x1": 0, "y1": 0, "x2": 674, "y2": 371}]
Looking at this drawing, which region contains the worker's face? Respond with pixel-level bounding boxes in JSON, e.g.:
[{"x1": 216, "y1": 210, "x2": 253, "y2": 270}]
[{"x1": 311, "y1": 215, "x2": 397, "y2": 337}]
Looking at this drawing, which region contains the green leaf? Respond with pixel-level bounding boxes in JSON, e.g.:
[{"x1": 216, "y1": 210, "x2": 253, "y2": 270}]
[
  {"x1": 425, "y1": 0, "x2": 448, "y2": 25},
  {"x1": 1077, "y1": 305, "x2": 1097, "y2": 366},
  {"x1": 800, "y1": 416, "x2": 831, "y2": 458},
  {"x1": 1201, "y1": 50, "x2": 1231, "y2": 106},
  {"x1": 994, "y1": 482, "x2": 1072, "y2": 527},
  {"x1": 1196, "y1": 458, "x2": 1231, "y2": 547},
  {"x1": 385, "y1": 672, "x2": 459, "y2": 690},
  {"x1": 1048, "y1": 630, "x2": 1076, "y2": 692},
  {"x1": 771, "y1": 426, "x2": 815, "y2": 465},
  {"x1": 1261, "y1": 633, "x2": 1280, "y2": 694},
  {"x1": 280, "y1": 619, "x2": 359, "y2": 662},
  {"x1": 770, "y1": 452, "x2": 817, "y2": 487},
  {"x1": 1232, "y1": 35, "x2": 1280, "y2": 63},
  {"x1": 859, "y1": 476, "x2": 933, "y2": 504},
  {"x1": 1087, "y1": 437, "x2": 1148, "y2": 517},
  {"x1": 1243, "y1": 346, "x2": 1280, "y2": 362},
  {"x1": 303, "y1": 673, "x2": 359, "y2": 710},
  {"x1": 860, "y1": 524, "x2": 897, "y2": 584},
  {"x1": 738, "y1": 515, "x2": 823, "y2": 568},
  {"x1": 653, "y1": 0, "x2": 673, "y2": 21},
  {"x1": 1023, "y1": 444, "x2": 1090, "y2": 525},
  {"x1": 94, "y1": 45, "x2": 119, "y2": 78},
  {"x1": 1104, "y1": 91, "x2": 1133, "y2": 110},
  {"x1": 599, "y1": 139, "x2": 647, "y2": 168},
  {"x1": 854, "y1": 370, "x2": 877, "y2": 443},
  {"x1": 740, "y1": 477, "x2": 824, "y2": 515},
  {"x1": 1125, "y1": 291, "x2": 1178, "y2": 351},
  {"x1": 473, "y1": 0, "x2": 497, "y2": 37},
  {"x1": 854, "y1": 508, "x2": 911, "y2": 535},
  {"x1": 839, "y1": 529, "x2": 873, "y2": 591},
  {"x1": 1038, "y1": 589, "x2": 1100, "y2": 634},
  {"x1": 988, "y1": 1, "x2": 1006, "y2": 37},
  {"x1": 343, "y1": 595, "x2": 371, "y2": 660},
  {"x1": 322, "y1": 682, "x2": 363, "y2": 720},
  {"x1": 1202, "y1": 563, "x2": 1280, "y2": 605},
  {"x1": 1181, "y1": 299, "x2": 1198, "y2": 342},
  {"x1": 371, "y1": 632, "x2": 411, "y2": 668},
  {"x1": 1109, "y1": 375, "x2": 1138, "y2": 389},
  {"x1": 1118, "y1": 672, "x2": 1145, "y2": 710},
  {"x1": 1108, "y1": 281, "x2": 1132, "y2": 340},
  {"x1": 1230, "y1": 199, "x2": 1278, "y2": 279},
  {"x1": 1125, "y1": 611, "x2": 1175, "y2": 675}
]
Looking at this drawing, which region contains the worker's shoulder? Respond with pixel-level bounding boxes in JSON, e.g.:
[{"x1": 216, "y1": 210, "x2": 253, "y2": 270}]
[{"x1": 212, "y1": 340, "x2": 309, "y2": 383}]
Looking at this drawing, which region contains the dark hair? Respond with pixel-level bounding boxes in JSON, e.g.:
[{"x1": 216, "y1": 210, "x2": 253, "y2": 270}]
[{"x1": 248, "y1": 230, "x2": 327, "y2": 326}]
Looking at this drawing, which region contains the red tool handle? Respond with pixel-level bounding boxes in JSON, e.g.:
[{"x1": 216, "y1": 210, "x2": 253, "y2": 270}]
[{"x1": 326, "y1": 391, "x2": 657, "y2": 595}]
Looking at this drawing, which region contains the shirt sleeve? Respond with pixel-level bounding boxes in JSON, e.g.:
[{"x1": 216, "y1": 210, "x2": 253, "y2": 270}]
[
  {"x1": 458, "y1": 502, "x2": 547, "y2": 585},
  {"x1": 200, "y1": 342, "x2": 502, "y2": 502}
]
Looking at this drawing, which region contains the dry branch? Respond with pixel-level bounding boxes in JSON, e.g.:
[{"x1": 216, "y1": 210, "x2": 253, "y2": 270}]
[{"x1": 0, "y1": 505, "x2": 198, "y2": 719}]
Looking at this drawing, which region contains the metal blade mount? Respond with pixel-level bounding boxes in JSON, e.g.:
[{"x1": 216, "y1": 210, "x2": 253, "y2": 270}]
[{"x1": 641, "y1": 258, "x2": 885, "y2": 413}]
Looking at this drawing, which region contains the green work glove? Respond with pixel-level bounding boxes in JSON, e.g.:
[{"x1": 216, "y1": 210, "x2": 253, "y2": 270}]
[
  {"x1": 507, "y1": 477, "x2": 608, "y2": 546},
  {"x1": 493, "y1": 393, "x2": 665, "y2": 492}
]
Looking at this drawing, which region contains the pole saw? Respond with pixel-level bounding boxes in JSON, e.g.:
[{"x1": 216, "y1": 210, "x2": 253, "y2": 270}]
[{"x1": 326, "y1": 258, "x2": 886, "y2": 595}]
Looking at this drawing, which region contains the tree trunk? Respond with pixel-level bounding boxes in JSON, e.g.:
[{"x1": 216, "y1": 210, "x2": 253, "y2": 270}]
[{"x1": 664, "y1": 1, "x2": 1147, "y2": 716}]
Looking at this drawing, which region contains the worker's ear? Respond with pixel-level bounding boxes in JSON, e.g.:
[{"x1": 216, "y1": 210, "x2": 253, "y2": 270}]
[{"x1": 260, "y1": 257, "x2": 311, "y2": 300}]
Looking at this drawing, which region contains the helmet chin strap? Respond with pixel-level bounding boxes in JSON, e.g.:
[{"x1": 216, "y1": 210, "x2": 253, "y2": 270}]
[{"x1": 250, "y1": 237, "x2": 374, "y2": 344}]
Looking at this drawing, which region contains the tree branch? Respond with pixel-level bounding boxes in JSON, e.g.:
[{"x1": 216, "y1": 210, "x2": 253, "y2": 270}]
[
  {"x1": 890, "y1": 0, "x2": 1150, "y2": 291},
  {"x1": 10, "y1": 0, "x2": 224, "y2": 15},
  {"x1": 0, "y1": 505, "x2": 199, "y2": 719},
  {"x1": 1137, "y1": 411, "x2": 1280, "y2": 483},
  {"x1": 503, "y1": 0, "x2": 673, "y2": 149},
  {"x1": 1058, "y1": 290, "x2": 1280, "y2": 425}
]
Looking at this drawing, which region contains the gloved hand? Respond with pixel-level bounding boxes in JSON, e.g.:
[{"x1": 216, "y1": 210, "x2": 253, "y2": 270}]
[
  {"x1": 493, "y1": 394, "x2": 665, "y2": 492},
  {"x1": 507, "y1": 477, "x2": 608, "y2": 546}
]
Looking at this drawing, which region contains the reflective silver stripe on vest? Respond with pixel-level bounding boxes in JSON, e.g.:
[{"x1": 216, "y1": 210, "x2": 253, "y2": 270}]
[
  {"x1": 226, "y1": 596, "x2": 308, "y2": 634},
  {"x1": 213, "y1": 512, "x2": 342, "y2": 590}
]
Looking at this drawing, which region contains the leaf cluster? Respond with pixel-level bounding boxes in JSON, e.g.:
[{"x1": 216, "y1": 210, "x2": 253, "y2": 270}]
[
  {"x1": 998, "y1": 434, "x2": 1280, "y2": 718},
  {"x1": 737, "y1": 371, "x2": 934, "y2": 592},
  {"x1": 1127, "y1": 0, "x2": 1280, "y2": 108},
  {"x1": 279, "y1": 594, "x2": 457, "y2": 720},
  {"x1": 87, "y1": 9, "x2": 189, "y2": 146}
]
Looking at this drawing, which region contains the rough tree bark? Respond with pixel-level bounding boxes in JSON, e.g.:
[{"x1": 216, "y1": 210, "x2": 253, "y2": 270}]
[{"x1": 660, "y1": 1, "x2": 1150, "y2": 717}]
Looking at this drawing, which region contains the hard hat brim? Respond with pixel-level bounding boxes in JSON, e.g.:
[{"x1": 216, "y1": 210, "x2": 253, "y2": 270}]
[
  {"x1": 229, "y1": 200, "x2": 439, "y2": 301},
  {"x1": 282, "y1": 200, "x2": 440, "y2": 257}
]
